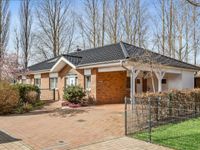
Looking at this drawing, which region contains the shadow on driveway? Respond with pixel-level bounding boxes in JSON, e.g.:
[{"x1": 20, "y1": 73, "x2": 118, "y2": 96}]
[{"x1": 0, "y1": 130, "x2": 21, "y2": 144}]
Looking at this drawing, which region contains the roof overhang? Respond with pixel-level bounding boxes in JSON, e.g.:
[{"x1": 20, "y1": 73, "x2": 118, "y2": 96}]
[
  {"x1": 50, "y1": 56, "x2": 76, "y2": 72},
  {"x1": 77, "y1": 59, "x2": 126, "y2": 69}
]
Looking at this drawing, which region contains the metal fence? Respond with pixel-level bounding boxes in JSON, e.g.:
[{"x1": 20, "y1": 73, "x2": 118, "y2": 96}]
[
  {"x1": 125, "y1": 96, "x2": 200, "y2": 142},
  {"x1": 40, "y1": 89, "x2": 57, "y2": 101}
]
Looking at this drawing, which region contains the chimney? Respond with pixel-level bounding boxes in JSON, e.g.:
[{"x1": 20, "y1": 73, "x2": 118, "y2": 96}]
[{"x1": 76, "y1": 45, "x2": 81, "y2": 52}]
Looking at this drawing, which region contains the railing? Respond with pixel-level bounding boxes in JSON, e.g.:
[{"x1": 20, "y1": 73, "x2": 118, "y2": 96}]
[{"x1": 124, "y1": 96, "x2": 200, "y2": 142}]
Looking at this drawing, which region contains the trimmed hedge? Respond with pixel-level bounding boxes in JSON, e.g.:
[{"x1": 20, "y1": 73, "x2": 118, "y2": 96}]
[{"x1": 135, "y1": 89, "x2": 200, "y2": 123}]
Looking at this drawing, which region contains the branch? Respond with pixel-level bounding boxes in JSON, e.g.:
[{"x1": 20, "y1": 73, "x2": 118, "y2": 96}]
[{"x1": 186, "y1": 0, "x2": 200, "y2": 7}]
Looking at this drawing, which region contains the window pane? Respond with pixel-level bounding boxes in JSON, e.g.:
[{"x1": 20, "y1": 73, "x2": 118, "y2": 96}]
[
  {"x1": 34, "y1": 78, "x2": 41, "y2": 88},
  {"x1": 85, "y1": 76, "x2": 91, "y2": 90},
  {"x1": 50, "y1": 78, "x2": 57, "y2": 89}
]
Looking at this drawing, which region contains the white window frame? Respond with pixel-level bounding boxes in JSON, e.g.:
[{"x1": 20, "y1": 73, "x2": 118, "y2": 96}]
[
  {"x1": 65, "y1": 74, "x2": 78, "y2": 87},
  {"x1": 34, "y1": 78, "x2": 41, "y2": 88},
  {"x1": 84, "y1": 75, "x2": 91, "y2": 91}
]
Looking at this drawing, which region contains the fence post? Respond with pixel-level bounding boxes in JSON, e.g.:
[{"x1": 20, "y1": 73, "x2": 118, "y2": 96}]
[
  {"x1": 53, "y1": 89, "x2": 56, "y2": 101},
  {"x1": 125, "y1": 97, "x2": 128, "y2": 136},
  {"x1": 148, "y1": 97, "x2": 152, "y2": 143},
  {"x1": 168, "y1": 93, "x2": 172, "y2": 117}
]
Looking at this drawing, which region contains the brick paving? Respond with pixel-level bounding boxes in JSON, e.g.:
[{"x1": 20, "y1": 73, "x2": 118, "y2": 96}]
[
  {"x1": 0, "y1": 102, "x2": 171, "y2": 150},
  {"x1": 74, "y1": 137, "x2": 171, "y2": 150},
  {"x1": 0, "y1": 102, "x2": 124, "y2": 150}
]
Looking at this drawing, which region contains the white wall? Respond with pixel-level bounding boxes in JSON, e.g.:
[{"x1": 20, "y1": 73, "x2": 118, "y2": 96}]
[
  {"x1": 167, "y1": 74, "x2": 182, "y2": 90},
  {"x1": 181, "y1": 71, "x2": 194, "y2": 89}
]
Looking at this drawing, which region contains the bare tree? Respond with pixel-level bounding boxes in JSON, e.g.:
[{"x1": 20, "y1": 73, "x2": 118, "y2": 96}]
[
  {"x1": 161, "y1": 0, "x2": 165, "y2": 55},
  {"x1": 19, "y1": 0, "x2": 33, "y2": 69},
  {"x1": 35, "y1": 0, "x2": 74, "y2": 59},
  {"x1": 192, "y1": 6, "x2": 198, "y2": 65},
  {"x1": 0, "y1": 0, "x2": 10, "y2": 80},
  {"x1": 101, "y1": 0, "x2": 106, "y2": 46},
  {"x1": 13, "y1": 28, "x2": 20, "y2": 67},
  {"x1": 186, "y1": 0, "x2": 200, "y2": 7},
  {"x1": 107, "y1": 0, "x2": 120, "y2": 44}
]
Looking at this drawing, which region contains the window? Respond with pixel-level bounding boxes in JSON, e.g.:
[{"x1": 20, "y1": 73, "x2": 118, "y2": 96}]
[
  {"x1": 65, "y1": 75, "x2": 78, "y2": 87},
  {"x1": 85, "y1": 75, "x2": 91, "y2": 91},
  {"x1": 162, "y1": 79, "x2": 167, "y2": 84},
  {"x1": 136, "y1": 79, "x2": 141, "y2": 84},
  {"x1": 22, "y1": 79, "x2": 26, "y2": 84},
  {"x1": 49, "y1": 78, "x2": 58, "y2": 89},
  {"x1": 34, "y1": 78, "x2": 41, "y2": 88}
]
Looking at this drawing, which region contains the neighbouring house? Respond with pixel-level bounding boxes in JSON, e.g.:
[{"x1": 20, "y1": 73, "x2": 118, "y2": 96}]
[{"x1": 19, "y1": 42, "x2": 200, "y2": 104}]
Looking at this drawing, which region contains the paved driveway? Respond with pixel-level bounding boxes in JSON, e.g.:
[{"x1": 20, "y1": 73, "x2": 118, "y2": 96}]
[{"x1": 0, "y1": 102, "x2": 124, "y2": 150}]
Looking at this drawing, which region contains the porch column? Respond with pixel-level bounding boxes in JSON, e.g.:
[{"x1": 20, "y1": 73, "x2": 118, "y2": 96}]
[
  {"x1": 155, "y1": 71, "x2": 165, "y2": 92},
  {"x1": 130, "y1": 68, "x2": 140, "y2": 99}
]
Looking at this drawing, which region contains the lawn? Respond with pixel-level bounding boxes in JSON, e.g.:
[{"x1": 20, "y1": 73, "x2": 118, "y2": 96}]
[{"x1": 132, "y1": 118, "x2": 200, "y2": 150}]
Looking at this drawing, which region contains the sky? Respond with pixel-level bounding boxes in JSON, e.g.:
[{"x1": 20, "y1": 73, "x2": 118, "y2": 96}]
[
  {"x1": 8, "y1": 0, "x2": 84, "y2": 52},
  {"x1": 9, "y1": 0, "x2": 20, "y2": 52}
]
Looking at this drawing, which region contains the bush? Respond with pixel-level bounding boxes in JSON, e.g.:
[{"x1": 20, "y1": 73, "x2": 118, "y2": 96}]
[
  {"x1": 13, "y1": 84, "x2": 40, "y2": 104},
  {"x1": 0, "y1": 81, "x2": 19, "y2": 114},
  {"x1": 15, "y1": 103, "x2": 33, "y2": 114},
  {"x1": 25, "y1": 91, "x2": 38, "y2": 104},
  {"x1": 63, "y1": 85, "x2": 86, "y2": 104}
]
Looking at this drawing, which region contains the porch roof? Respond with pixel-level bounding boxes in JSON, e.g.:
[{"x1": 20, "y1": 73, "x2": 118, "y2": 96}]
[{"x1": 28, "y1": 41, "x2": 200, "y2": 73}]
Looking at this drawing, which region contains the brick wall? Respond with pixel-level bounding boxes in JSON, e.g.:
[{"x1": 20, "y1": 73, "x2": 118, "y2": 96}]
[
  {"x1": 96, "y1": 71, "x2": 127, "y2": 104},
  {"x1": 57, "y1": 66, "x2": 85, "y2": 100},
  {"x1": 27, "y1": 67, "x2": 128, "y2": 104}
]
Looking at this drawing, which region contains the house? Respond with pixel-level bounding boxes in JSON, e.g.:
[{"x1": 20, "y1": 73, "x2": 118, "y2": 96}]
[{"x1": 20, "y1": 42, "x2": 200, "y2": 104}]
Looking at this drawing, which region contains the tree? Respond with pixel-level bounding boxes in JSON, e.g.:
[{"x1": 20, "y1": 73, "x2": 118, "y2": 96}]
[
  {"x1": 107, "y1": 0, "x2": 120, "y2": 43},
  {"x1": 19, "y1": 0, "x2": 33, "y2": 69},
  {"x1": 186, "y1": 0, "x2": 200, "y2": 7},
  {"x1": 0, "y1": 53, "x2": 20, "y2": 81},
  {"x1": 0, "y1": 0, "x2": 10, "y2": 79},
  {"x1": 13, "y1": 28, "x2": 20, "y2": 68},
  {"x1": 35, "y1": 0, "x2": 74, "y2": 59}
]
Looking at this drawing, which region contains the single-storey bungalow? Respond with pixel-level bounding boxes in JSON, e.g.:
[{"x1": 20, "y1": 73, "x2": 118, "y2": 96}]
[{"x1": 20, "y1": 42, "x2": 200, "y2": 104}]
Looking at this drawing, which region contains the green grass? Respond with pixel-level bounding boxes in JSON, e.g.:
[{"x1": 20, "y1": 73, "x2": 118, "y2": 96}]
[{"x1": 132, "y1": 118, "x2": 200, "y2": 150}]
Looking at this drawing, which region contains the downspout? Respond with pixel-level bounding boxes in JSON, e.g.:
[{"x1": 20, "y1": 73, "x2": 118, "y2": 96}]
[{"x1": 120, "y1": 60, "x2": 133, "y2": 102}]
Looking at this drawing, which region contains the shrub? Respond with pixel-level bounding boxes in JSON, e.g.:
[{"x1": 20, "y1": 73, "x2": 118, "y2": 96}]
[
  {"x1": 0, "y1": 81, "x2": 19, "y2": 114},
  {"x1": 15, "y1": 103, "x2": 33, "y2": 114},
  {"x1": 25, "y1": 91, "x2": 38, "y2": 104},
  {"x1": 63, "y1": 85, "x2": 86, "y2": 104},
  {"x1": 13, "y1": 84, "x2": 40, "y2": 104}
]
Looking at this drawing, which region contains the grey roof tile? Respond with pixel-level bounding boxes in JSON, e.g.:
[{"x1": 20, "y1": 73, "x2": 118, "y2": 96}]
[{"x1": 28, "y1": 42, "x2": 200, "y2": 72}]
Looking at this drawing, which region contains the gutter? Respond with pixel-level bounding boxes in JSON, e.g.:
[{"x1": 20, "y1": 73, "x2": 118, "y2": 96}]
[{"x1": 120, "y1": 60, "x2": 131, "y2": 72}]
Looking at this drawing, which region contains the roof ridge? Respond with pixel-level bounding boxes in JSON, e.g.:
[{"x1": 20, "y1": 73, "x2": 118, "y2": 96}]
[
  {"x1": 68, "y1": 42, "x2": 120, "y2": 54},
  {"x1": 62, "y1": 54, "x2": 82, "y2": 58},
  {"x1": 119, "y1": 41, "x2": 129, "y2": 58}
]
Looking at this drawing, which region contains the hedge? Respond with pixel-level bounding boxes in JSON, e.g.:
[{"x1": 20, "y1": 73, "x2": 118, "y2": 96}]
[{"x1": 134, "y1": 89, "x2": 200, "y2": 125}]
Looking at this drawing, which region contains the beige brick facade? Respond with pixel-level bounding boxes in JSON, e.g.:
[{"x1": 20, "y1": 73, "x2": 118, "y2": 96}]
[{"x1": 28, "y1": 65, "x2": 128, "y2": 104}]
